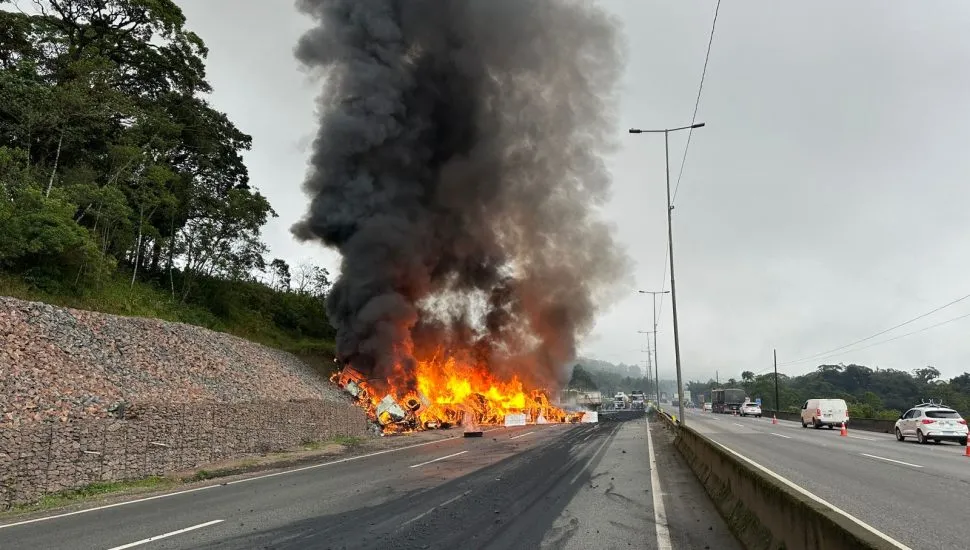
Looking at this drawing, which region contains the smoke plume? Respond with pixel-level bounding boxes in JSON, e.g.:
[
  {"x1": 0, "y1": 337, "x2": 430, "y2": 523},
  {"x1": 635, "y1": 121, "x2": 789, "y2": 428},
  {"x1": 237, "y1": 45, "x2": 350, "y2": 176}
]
[{"x1": 292, "y1": 0, "x2": 629, "y2": 389}]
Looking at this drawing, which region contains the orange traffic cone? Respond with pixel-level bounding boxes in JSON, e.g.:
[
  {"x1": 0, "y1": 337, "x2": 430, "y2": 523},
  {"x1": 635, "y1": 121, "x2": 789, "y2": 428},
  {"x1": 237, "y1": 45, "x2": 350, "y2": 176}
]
[
  {"x1": 964, "y1": 438, "x2": 970, "y2": 457},
  {"x1": 772, "y1": 414, "x2": 778, "y2": 425},
  {"x1": 840, "y1": 422, "x2": 847, "y2": 437}
]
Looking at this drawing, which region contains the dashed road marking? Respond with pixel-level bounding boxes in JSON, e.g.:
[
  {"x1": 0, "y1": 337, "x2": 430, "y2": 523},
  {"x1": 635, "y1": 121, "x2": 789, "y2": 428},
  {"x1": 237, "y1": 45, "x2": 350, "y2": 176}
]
[
  {"x1": 106, "y1": 520, "x2": 224, "y2": 550},
  {"x1": 401, "y1": 490, "x2": 473, "y2": 527},
  {"x1": 860, "y1": 453, "x2": 922, "y2": 469},
  {"x1": 0, "y1": 436, "x2": 464, "y2": 530},
  {"x1": 410, "y1": 450, "x2": 468, "y2": 469}
]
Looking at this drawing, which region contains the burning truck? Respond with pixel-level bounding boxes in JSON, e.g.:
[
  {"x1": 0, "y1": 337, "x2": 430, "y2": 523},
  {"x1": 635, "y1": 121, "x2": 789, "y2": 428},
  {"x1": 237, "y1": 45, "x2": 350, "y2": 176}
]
[{"x1": 332, "y1": 356, "x2": 585, "y2": 435}]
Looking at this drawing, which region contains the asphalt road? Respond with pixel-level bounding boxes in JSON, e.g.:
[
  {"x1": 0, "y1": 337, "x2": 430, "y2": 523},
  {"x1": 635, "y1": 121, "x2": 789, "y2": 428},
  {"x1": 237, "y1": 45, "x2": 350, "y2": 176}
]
[
  {"x1": 684, "y1": 409, "x2": 970, "y2": 550},
  {"x1": 0, "y1": 419, "x2": 739, "y2": 550}
]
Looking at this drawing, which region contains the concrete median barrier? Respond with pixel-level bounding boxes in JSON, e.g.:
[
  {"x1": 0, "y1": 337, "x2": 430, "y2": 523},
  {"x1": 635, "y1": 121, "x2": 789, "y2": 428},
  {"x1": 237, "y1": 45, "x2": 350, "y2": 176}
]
[{"x1": 672, "y1": 424, "x2": 907, "y2": 550}]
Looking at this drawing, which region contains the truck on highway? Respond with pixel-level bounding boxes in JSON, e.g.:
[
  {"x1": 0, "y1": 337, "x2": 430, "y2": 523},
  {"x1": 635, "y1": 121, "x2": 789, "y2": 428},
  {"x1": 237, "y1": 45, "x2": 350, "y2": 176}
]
[
  {"x1": 613, "y1": 392, "x2": 630, "y2": 409},
  {"x1": 559, "y1": 389, "x2": 603, "y2": 408},
  {"x1": 577, "y1": 390, "x2": 602, "y2": 407},
  {"x1": 712, "y1": 388, "x2": 746, "y2": 414},
  {"x1": 630, "y1": 390, "x2": 646, "y2": 410}
]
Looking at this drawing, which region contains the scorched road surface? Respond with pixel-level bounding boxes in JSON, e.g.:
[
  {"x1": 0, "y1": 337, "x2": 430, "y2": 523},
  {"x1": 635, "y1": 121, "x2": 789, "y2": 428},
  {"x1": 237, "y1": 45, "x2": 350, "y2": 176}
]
[{"x1": 0, "y1": 420, "x2": 738, "y2": 549}]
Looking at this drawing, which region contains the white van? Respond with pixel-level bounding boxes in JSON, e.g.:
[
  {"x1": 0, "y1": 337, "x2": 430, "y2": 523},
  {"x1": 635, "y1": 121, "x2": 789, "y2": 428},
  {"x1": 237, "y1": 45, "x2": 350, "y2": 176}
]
[{"x1": 800, "y1": 398, "x2": 849, "y2": 429}]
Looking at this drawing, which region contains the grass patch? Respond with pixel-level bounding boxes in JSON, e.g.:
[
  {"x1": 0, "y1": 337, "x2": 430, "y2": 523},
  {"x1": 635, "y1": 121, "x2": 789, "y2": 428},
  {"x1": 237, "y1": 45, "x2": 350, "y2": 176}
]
[
  {"x1": 301, "y1": 435, "x2": 364, "y2": 451},
  {"x1": 0, "y1": 272, "x2": 335, "y2": 356},
  {"x1": 9, "y1": 477, "x2": 176, "y2": 514},
  {"x1": 330, "y1": 435, "x2": 364, "y2": 447}
]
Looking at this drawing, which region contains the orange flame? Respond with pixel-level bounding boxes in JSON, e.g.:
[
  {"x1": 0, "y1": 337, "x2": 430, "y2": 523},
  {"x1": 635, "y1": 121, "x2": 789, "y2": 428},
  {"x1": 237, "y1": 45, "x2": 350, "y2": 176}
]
[{"x1": 331, "y1": 352, "x2": 582, "y2": 433}]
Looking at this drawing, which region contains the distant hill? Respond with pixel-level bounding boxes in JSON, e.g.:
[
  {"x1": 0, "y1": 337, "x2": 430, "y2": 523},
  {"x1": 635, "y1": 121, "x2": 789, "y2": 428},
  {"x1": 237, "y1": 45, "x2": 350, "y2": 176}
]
[{"x1": 571, "y1": 356, "x2": 678, "y2": 396}]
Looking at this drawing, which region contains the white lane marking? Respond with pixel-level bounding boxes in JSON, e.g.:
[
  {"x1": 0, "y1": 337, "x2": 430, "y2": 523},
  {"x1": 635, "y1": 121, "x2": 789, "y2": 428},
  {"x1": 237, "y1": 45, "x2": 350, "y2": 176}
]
[
  {"x1": 106, "y1": 520, "x2": 224, "y2": 550},
  {"x1": 0, "y1": 436, "x2": 462, "y2": 530},
  {"x1": 733, "y1": 423, "x2": 744, "y2": 428},
  {"x1": 645, "y1": 418, "x2": 672, "y2": 550},
  {"x1": 510, "y1": 431, "x2": 535, "y2": 440},
  {"x1": 769, "y1": 433, "x2": 792, "y2": 439},
  {"x1": 849, "y1": 435, "x2": 876, "y2": 441},
  {"x1": 860, "y1": 453, "x2": 923, "y2": 469},
  {"x1": 409, "y1": 450, "x2": 468, "y2": 469},
  {"x1": 569, "y1": 425, "x2": 617, "y2": 485},
  {"x1": 401, "y1": 490, "x2": 473, "y2": 527},
  {"x1": 711, "y1": 439, "x2": 912, "y2": 550}
]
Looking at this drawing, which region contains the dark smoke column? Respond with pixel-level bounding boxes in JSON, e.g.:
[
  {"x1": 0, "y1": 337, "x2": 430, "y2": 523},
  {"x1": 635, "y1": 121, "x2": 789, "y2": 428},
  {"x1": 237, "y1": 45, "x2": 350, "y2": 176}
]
[{"x1": 292, "y1": 0, "x2": 629, "y2": 387}]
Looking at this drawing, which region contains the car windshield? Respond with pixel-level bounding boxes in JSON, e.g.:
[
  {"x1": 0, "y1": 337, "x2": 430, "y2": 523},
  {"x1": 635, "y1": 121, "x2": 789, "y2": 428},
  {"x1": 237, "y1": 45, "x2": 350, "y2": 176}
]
[{"x1": 925, "y1": 410, "x2": 961, "y2": 419}]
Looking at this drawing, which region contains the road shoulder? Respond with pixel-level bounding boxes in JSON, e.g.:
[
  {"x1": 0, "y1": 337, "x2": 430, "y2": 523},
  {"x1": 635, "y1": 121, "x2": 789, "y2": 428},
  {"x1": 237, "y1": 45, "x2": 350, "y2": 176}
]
[
  {"x1": 539, "y1": 418, "x2": 740, "y2": 550},
  {"x1": 652, "y1": 418, "x2": 741, "y2": 550}
]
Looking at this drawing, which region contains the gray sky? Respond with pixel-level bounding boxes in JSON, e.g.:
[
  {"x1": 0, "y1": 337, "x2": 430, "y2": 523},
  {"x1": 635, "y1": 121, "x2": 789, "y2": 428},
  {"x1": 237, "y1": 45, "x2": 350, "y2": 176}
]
[{"x1": 180, "y1": 1, "x2": 970, "y2": 382}]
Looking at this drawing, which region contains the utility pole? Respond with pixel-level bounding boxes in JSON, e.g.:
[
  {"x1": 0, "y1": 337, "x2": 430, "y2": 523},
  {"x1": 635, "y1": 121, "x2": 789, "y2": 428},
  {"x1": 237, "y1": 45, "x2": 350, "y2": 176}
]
[
  {"x1": 630, "y1": 122, "x2": 705, "y2": 426},
  {"x1": 644, "y1": 335, "x2": 653, "y2": 387},
  {"x1": 637, "y1": 329, "x2": 654, "y2": 397},
  {"x1": 773, "y1": 349, "x2": 779, "y2": 413},
  {"x1": 716, "y1": 370, "x2": 719, "y2": 386},
  {"x1": 638, "y1": 292, "x2": 668, "y2": 407}
]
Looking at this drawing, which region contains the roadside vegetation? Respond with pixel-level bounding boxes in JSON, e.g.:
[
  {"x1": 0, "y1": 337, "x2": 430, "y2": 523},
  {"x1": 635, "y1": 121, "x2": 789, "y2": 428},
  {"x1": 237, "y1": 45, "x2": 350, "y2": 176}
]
[
  {"x1": 688, "y1": 364, "x2": 970, "y2": 419},
  {"x1": 0, "y1": 1, "x2": 335, "y2": 356},
  {"x1": 6, "y1": 477, "x2": 175, "y2": 515}
]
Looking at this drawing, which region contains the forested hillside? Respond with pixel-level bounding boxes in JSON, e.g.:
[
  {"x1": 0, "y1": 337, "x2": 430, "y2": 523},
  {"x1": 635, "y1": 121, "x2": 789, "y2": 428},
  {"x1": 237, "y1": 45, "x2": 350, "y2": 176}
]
[
  {"x1": 688, "y1": 364, "x2": 970, "y2": 419},
  {"x1": 0, "y1": 1, "x2": 335, "y2": 355},
  {"x1": 567, "y1": 357, "x2": 679, "y2": 397}
]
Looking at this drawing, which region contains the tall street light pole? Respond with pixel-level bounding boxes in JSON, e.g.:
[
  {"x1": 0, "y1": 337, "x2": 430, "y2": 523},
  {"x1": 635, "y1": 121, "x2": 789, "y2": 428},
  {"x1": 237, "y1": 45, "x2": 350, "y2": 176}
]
[
  {"x1": 773, "y1": 349, "x2": 780, "y2": 413},
  {"x1": 630, "y1": 122, "x2": 706, "y2": 425},
  {"x1": 636, "y1": 329, "x2": 654, "y2": 395},
  {"x1": 638, "y1": 290, "x2": 668, "y2": 408}
]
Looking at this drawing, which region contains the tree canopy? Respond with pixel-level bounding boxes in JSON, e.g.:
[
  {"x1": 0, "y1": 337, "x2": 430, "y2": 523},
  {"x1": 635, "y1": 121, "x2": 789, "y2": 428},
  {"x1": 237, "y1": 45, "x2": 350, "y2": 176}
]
[
  {"x1": 0, "y1": 1, "x2": 334, "y2": 356},
  {"x1": 567, "y1": 364, "x2": 598, "y2": 391}
]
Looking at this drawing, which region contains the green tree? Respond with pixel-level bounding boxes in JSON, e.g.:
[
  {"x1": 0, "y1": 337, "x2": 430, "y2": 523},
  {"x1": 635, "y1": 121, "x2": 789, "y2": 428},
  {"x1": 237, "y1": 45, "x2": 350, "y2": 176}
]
[
  {"x1": 269, "y1": 258, "x2": 291, "y2": 292},
  {"x1": 913, "y1": 366, "x2": 941, "y2": 385},
  {"x1": 568, "y1": 364, "x2": 598, "y2": 391},
  {"x1": 0, "y1": 1, "x2": 336, "y2": 358}
]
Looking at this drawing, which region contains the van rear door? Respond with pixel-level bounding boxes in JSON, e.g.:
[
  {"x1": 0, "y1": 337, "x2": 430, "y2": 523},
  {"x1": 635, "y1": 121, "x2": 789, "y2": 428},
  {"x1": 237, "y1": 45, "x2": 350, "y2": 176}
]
[
  {"x1": 817, "y1": 399, "x2": 838, "y2": 423},
  {"x1": 820, "y1": 399, "x2": 848, "y2": 423}
]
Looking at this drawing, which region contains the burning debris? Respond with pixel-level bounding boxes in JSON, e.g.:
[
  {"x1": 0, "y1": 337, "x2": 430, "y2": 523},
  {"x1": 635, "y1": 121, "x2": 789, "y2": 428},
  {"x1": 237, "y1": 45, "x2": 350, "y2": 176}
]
[
  {"x1": 332, "y1": 357, "x2": 585, "y2": 434},
  {"x1": 295, "y1": 0, "x2": 628, "y2": 427}
]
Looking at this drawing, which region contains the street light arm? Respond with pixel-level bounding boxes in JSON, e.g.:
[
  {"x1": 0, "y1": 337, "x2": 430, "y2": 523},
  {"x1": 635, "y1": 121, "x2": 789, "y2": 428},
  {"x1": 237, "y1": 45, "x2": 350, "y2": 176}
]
[{"x1": 628, "y1": 123, "x2": 705, "y2": 134}]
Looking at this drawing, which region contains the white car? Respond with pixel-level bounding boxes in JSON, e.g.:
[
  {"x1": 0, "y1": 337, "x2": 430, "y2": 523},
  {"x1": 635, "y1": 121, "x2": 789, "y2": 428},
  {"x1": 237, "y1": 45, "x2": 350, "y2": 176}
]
[
  {"x1": 703, "y1": 402, "x2": 712, "y2": 412},
  {"x1": 740, "y1": 402, "x2": 762, "y2": 418},
  {"x1": 895, "y1": 404, "x2": 968, "y2": 445}
]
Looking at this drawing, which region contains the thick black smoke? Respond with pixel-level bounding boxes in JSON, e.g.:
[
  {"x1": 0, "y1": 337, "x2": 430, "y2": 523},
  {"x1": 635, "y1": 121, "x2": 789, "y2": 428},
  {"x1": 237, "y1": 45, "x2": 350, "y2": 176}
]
[{"x1": 292, "y1": 0, "x2": 628, "y2": 389}]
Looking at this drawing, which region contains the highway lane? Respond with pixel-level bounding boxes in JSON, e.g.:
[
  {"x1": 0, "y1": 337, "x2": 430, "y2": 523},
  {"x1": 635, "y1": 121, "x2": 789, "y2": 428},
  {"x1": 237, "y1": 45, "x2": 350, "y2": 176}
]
[
  {"x1": 0, "y1": 419, "x2": 739, "y2": 550},
  {"x1": 685, "y1": 409, "x2": 970, "y2": 550}
]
